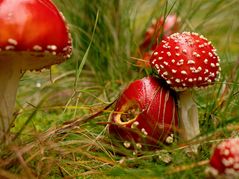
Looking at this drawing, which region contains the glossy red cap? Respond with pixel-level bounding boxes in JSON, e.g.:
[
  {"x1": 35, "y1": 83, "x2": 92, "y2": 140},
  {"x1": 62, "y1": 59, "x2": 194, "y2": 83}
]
[
  {"x1": 0, "y1": 0, "x2": 72, "y2": 70},
  {"x1": 109, "y1": 76, "x2": 178, "y2": 149}
]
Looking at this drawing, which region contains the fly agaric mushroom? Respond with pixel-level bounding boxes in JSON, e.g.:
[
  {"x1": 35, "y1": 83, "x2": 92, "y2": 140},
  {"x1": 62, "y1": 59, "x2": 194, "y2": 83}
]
[
  {"x1": 0, "y1": 0, "x2": 72, "y2": 141},
  {"x1": 150, "y1": 32, "x2": 220, "y2": 153},
  {"x1": 140, "y1": 14, "x2": 180, "y2": 53},
  {"x1": 109, "y1": 76, "x2": 178, "y2": 150},
  {"x1": 206, "y1": 138, "x2": 239, "y2": 178},
  {"x1": 138, "y1": 15, "x2": 180, "y2": 68}
]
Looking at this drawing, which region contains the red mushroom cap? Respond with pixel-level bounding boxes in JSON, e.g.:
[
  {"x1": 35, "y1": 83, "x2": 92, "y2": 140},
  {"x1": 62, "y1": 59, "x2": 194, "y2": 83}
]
[
  {"x1": 208, "y1": 138, "x2": 239, "y2": 176},
  {"x1": 109, "y1": 76, "x2": 178, "y2": 149},
  {"x1": 150, "y1": 32, "x2": 221, "y2": 90},
  {"x1": 140, "y1": 15, "x2": 180, "y2": 53},
  {"x1": 0, "y1": 0, "x2": 72, "y2": 70}
]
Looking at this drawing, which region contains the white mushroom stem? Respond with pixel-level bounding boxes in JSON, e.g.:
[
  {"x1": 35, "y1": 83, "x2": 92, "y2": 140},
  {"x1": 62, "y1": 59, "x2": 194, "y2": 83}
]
[
  {"x1": 178, "y1": 90, "x2": 200, "y2": 153},
  {"x1": 0, "y1": 58, "x2": 22, "y2": 142}
]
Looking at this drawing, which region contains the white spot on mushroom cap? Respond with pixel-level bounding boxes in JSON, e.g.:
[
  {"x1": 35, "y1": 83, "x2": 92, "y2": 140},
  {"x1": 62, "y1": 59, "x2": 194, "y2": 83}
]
[
  {"x1": 8, "y1": 38, "x2": 18, "y2": 46},
  {"x1": 187, "y1": 60, "x2": 195, "y2": 64},
  {"x1": 209, "y1": 52, "x2": 213, "y2": 57},
  {"x1": 192, "y1": 32, "x2": 199, "y2": 36},
  {"x1": 163, "y1": 61, "x2": 169, "y2": 66},
  {"x1": 154, "y1": 52, "x2": 158, "y2": 55},
  {"x1": 5, "y1": 45, "x2": 15, "y2": 50},
  {"x1": 47, "y1": 45, "x2": 57, "y2": 51},
  {"x1": 63, "y1": 46, "x2": 69, "y2": 51},
  {"x1": 167, "y1": 52, "x2": 171, "y2": 56},
  {"x1": 181, "y1": 70, "x2": 187, "y2": 75},
  {"x1": 59, "y1": 11, "x2": 66, "y2": 21},
  {"x1": 176, "y1": 59, "x2": 184, "y2": 66},
  {"x1": 175, "y1": 78, "x2": 181, "y2": 83},
  {"x1": 151, "y1": 59, "x2": 157, "y2": 64},
  {"x1": 211, "y1": 63, "x2": 216, "y2": 67},
  {"x1": 163, "y1": 44, "x2": 170, "y2": 49},
  {"x1": 222, "y1": 157, "x2": 235, "y2": 167},
  {"x1": 33, "y1": 45, "x2": 42, "y2": 51},
  {"x1": 191, "y1": 66, "x2": 202, "y2": 74},
  {"x1": 166, "y1": 80, "x2": 172, "y2": 84},
  {"x1": 163, "y1": 72, "x2": 168, "y2": 76},
  {"x1": 172, "y1": 69, "x2": 177, "y2": 73},
  {"x1": 192, "y1": 52, "x2": 198, "y2": 56},
  {"x1": 182, "y1": 49, "x2": 187, "y2": 54},
  {"x1": 155, "y1": 64, "x2": 160, "y2": 70},
  {"x1": 204, "y1": 59, "x2": 208, "y2": 64},
  {"x1": 209, "y1": 72, "x2": 215, "y2": 77}
]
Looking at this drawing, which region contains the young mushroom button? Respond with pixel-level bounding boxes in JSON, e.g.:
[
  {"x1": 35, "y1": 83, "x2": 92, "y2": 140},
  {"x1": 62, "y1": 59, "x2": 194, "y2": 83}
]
[
  {"x1": 0, "y1": 0, "x2": 72, "y2": 142},
  {"x1": 150, "y1": 32, "x2": 221, "y2": 153}
]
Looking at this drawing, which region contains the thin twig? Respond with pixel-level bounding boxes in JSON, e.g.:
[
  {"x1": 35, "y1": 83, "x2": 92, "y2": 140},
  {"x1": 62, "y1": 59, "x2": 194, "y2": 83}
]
[{"x1": 166, "y1": 160, "x2": 209, "y2": 174}]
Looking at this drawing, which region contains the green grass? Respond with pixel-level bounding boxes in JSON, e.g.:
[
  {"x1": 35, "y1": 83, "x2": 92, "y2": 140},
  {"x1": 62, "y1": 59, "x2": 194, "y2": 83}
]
[{"x1": 1, "y1": 0, "x2": 239, "y2": 178}]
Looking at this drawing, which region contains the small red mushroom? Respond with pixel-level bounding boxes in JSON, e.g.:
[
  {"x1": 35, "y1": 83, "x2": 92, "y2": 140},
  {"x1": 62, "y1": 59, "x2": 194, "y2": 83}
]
[
  {"x1": 0, "y1": 0, "x2": 72, "y2": 141},
  {"x1": 150, "y1": 32, "x2": 221, "y2": 153},
  {"x1": 109, "y1": 76, "x2": 178, "y2": 150},
  {"x1": 206, "y1": 138, "x2": 239, "y2": 178},
  {"x1": 137, "y1": 15, "x2": 180, "y2": 68},
  {"x1": 140, "y1": 15, "x2": 180, "y2": 53}
]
